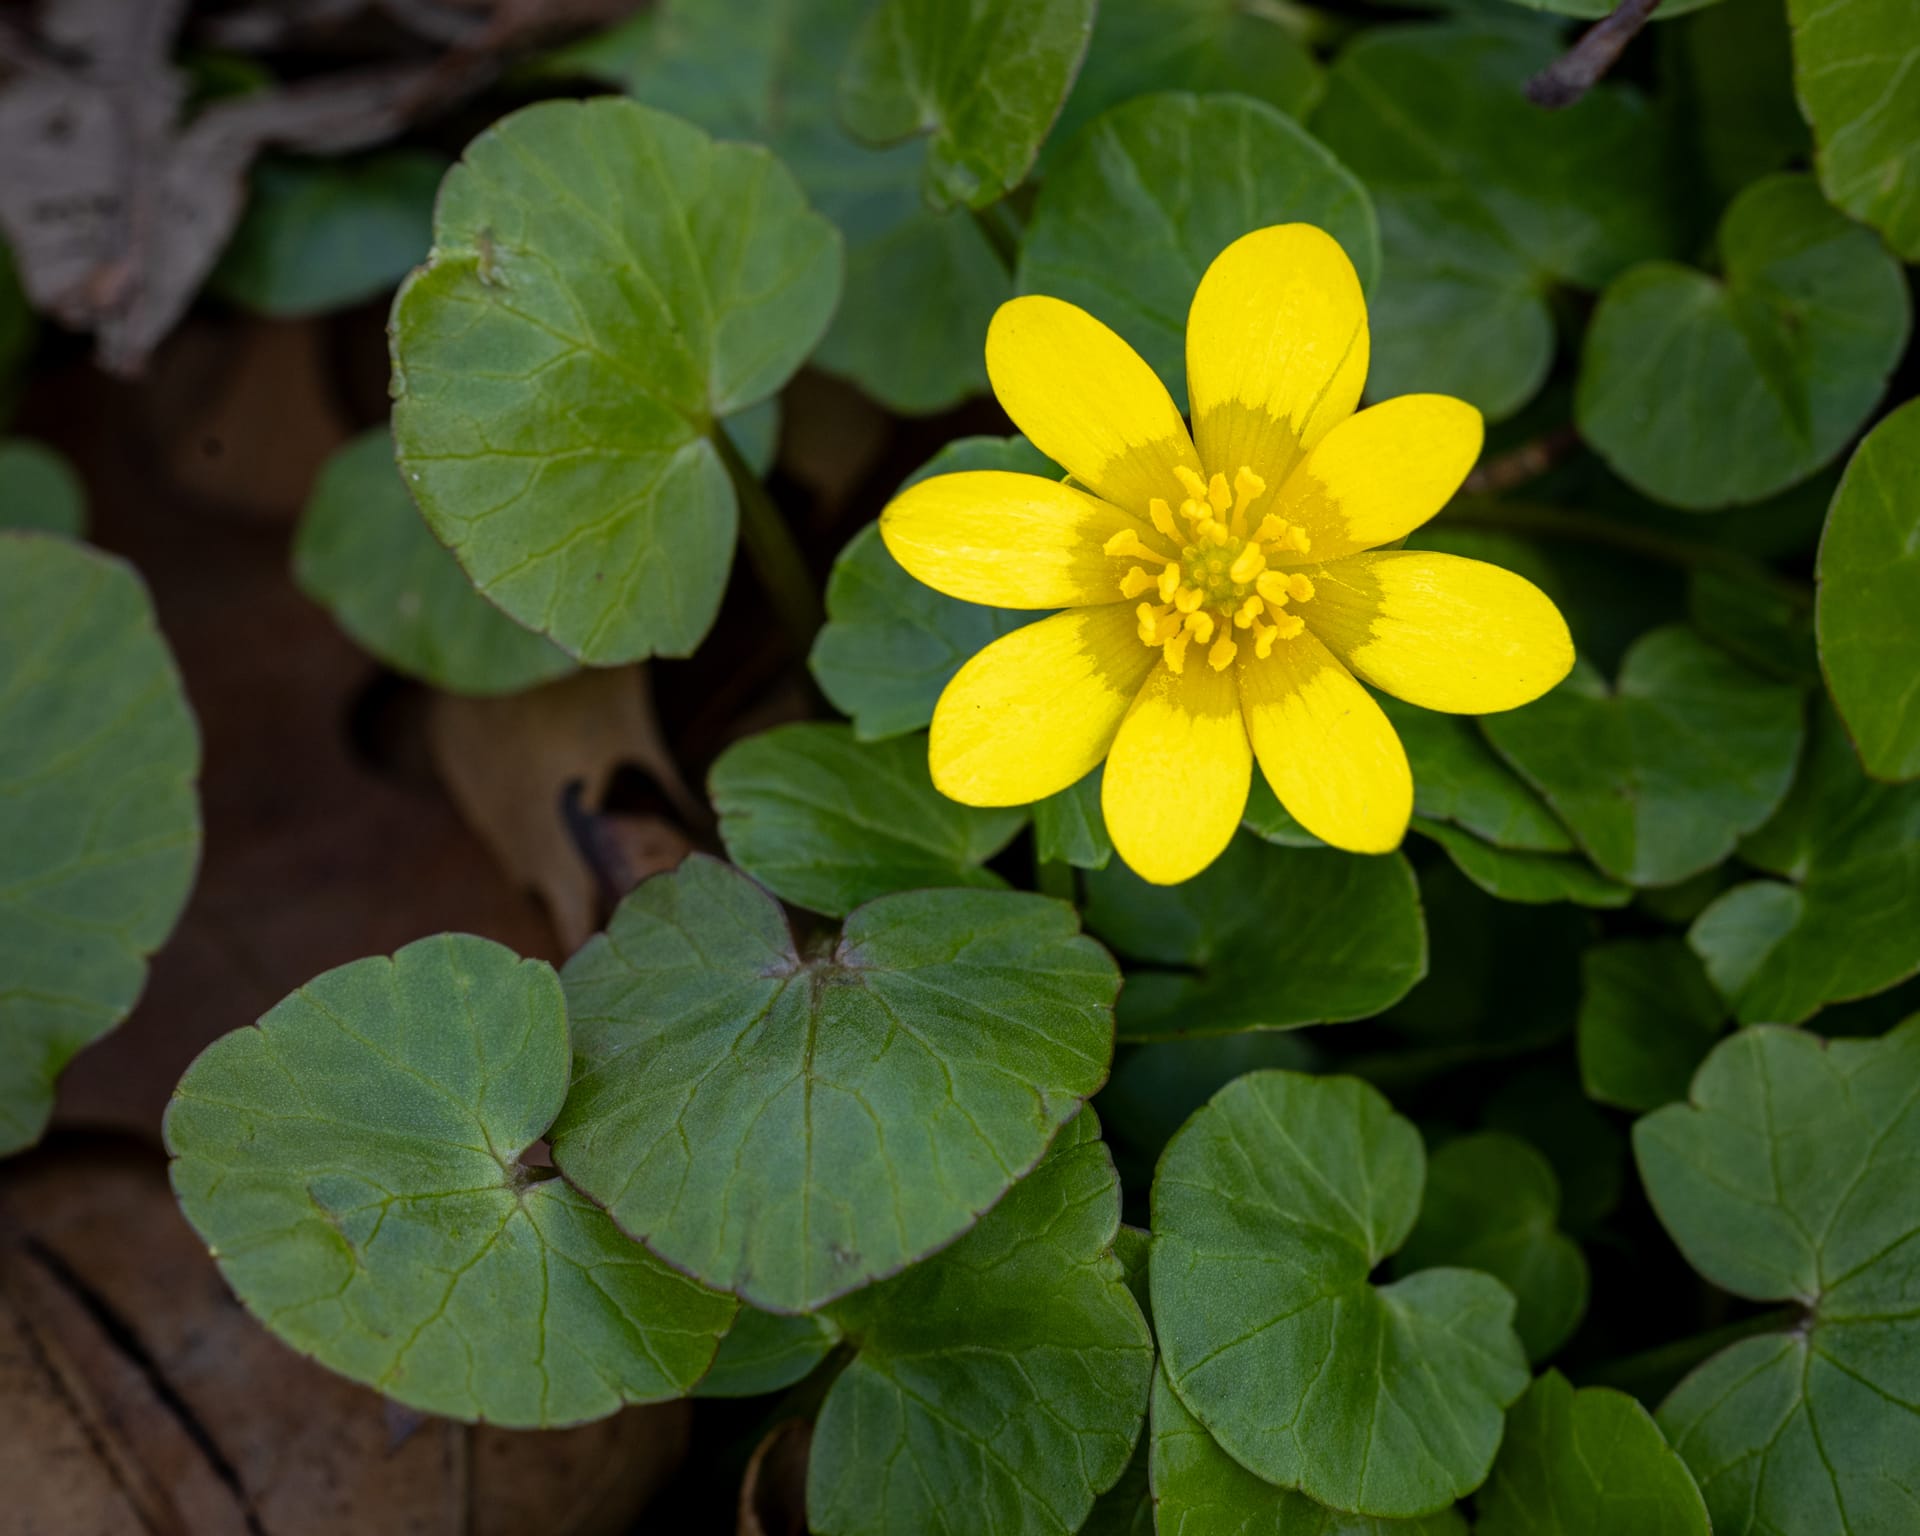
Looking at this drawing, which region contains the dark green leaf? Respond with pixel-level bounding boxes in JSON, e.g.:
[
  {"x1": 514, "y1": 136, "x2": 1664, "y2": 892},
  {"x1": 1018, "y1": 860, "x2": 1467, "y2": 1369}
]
[
  {"x1": 552, "y1": 856, "x2": 1117, "y2": 1313},
  {"x1": 1576, "y1": 174, "x2": 1911, "y2": 509},
  {"x1": 2, "y1": 535, "x2": 200, "y2": 1155},
  {"x1": 293, "y1": 430, "x2": 576, "y2": 696},
  {"x1": 1817, "y1": 398, "x2": 1920, "y2": 781},
  {"x1": 1485, "y1": 1066, "x2": 1627, "y2": 1235},
  {"x1": 696, "y1": 1305, "x2": 839, "y2": 1398},
  {"x1": 165, "y1": 935, "x2": 736, "y2": 1424},
  {"x1": 1388, "y1": 700, "x2": 1573, "y2": 853},
  {"x1": 1018, "y1": 91, "x2": 1377, "y2": 403},
  {"x1": 1686, "y1": 566, "x2": 1817, "y2": 687},
  {"x1": 1083, "y1": 833, "x2": 1427, "y2": 1040},
  {"x1": 0, "y1": 438, "x2": 85, "y2": 537},
  {"x1": 1033, "y1": 768, "x2": 1112, "y2": 871},
  {"x1": 710, "y1": 723, "x2": 1026, "y2": 916},
  {"x1": 1153, "y1": 1070, "x2": 1529, "y2": 1516},
  {"x1": 1577, "y1": 939, "x2": 1726, "y2": 1113},
  {"x1": 390, "y1": 98, "x2": 842, "y2": 664},
  {"x1": 1416, "y1": 820, "x2": 1632, "y2": 909},
  {"x1": 1637, "y1": 1019, "x2": 1920, "y2": 1534},
  {"x1": 1481, "y1": 627, "x2": 1805, "y2": 887},
  {"x1": 1679, "y1": 0, "x2": 1811, "y2": 205}
]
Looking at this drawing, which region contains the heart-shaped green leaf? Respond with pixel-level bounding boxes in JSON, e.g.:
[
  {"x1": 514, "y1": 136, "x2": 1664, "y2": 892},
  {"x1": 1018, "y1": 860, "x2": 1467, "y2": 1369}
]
[
  {"x1": 1689, "y1": 703, "x2": 1920, "y2": 1023},
  {"x1": 1636, "y1": 1018, "x2": 1920, "y2": 1534},
  {"x1": 839, "y1": 0, "x2": 1097, "y2": 210},
  {"x1": 1817, "y1": 399, "x2": 1920, "y2": 781},
  {"x1": 1154, "y1": 1070, "x2": 1530, "y2": 1516},
  {"x1": 1577, "y1": 174, "x2": 1911, "y2": 509},
  {"x1": 1018, "y1": 91, "x2": 1377, "y2": 404},
  {"x1": 711, "y1": 723, "x2": 1026, "y2": 916},
  {"x1": 1034, "y1": 768, "x2": 1111, "y2": 871},
  {"x1": 1083, "y1": 833, "x2": 1427, "y2": 1041},
  {"x1": 807, "y1": 1110, "x2": 1154, "y2": 1535},
  {"x1": 1789, "y1": 0, "x2": 1920, "y2": 260},
  {"x1": 1481, "y1": 627, "x2": 1805, "y2": 888},
  {"x1": 1149, "y1": 1367, "x2": 1469, "y2": 1534},
  {"x1": 1396, "y1": 1132, "x2": 1588, "y2": 1362},
  {"x1": 294, "y1": 429, "x2": 576, "y2": 696},
  {"x1": 1389, "y1": 702, "x2": 1574, "y2": 854},
  {"x1": 1313, "y1": 22, "x2": 1681, "y2": 420},
  {"x1": 3, "y1": 534, "x2": 200, "y2": 1156},
  {"x1": 390, "y1": 98, "x2": 842, "y2": 664},
  {"x1": 1476, "y1": 1371, "x2": 1711, "y2": 1535},
  {"x1": 1577, "y1": 939, "x2": 1725, "y2": 1113},
  {"x1": 165, "y1": 934, "x2": 736, "y2": 1424},
  {"x1": 1414, "y1": 821, "x2": 1632, "y2": 910},
  {"x1": 552, "y1": 856, "x2": 1118, "y2": 1313},
  {"x1": 0, "y1": 439, "x2": 85, "y2": 536}
]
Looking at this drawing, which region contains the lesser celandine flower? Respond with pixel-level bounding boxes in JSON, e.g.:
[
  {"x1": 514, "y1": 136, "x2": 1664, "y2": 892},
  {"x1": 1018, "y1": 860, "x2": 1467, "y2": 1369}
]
[{"x1": 880, "y1": 225, "x2": 1574, "y2": 884}]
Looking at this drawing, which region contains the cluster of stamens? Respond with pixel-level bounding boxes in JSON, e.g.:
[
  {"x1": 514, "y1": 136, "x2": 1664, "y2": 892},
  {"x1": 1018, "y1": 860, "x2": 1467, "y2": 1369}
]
[{"x1": 1104, "y1": 465, "x2": 1315, "y2": 673}]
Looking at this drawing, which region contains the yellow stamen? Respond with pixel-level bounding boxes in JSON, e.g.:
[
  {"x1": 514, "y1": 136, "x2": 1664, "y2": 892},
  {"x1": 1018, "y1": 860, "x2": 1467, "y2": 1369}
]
[
  {"x1": 1164, "y1": 632, "x2": 1190, "y2": 674},
  {"x1": 1120, "y1": 566, "x2": 1155, "y2": 599},
  {"x1": 1135, "y1": 603, "x2": 1163, "y2": 644},
  {"x1": 1233, "y1": 467, "x2": 1266, "y2": 516},
  {"x1": 1184, "y1": 610, "x2": 1215, "y2": 644},
  {"x1": 1174, "y1": 466, "x2": 1210, "y2": 503},
  {"x1": 1256, "y1": 571, "x2": 1292, "y2": 608},
  {"x1": 1208, "y1": 636, "x2": 1238, "y2": 671},
  {"x1": 1174, "y1": 584, "x2": 1205, "y2": 614},
  {"x1": 1104, "y1": 529, "x2": 1167, "y2": 563},
  {"x1": 1273, "y1": 612, "x2": 1305, "y2": 640},
  {"x1": 1234, "y1": 596, "x2": 1263, "y2": 628},
  {"x1": 1252, "y1": 621, "x2": 1279, "y2": 659},
  {"x1": 1228, "y1": 544, "x2": 1266, "y2": 584},
  {"x1": 1207, "y1": 472, "x2": 1232, "y2": 515},
  {"x1": 1148, "y1": 498, "x2": 1179, "y2": 539},
  {"x1": 1286, "y1": 525, "x2": 1312, "y2": 555},
  {"x1": 1288, "y1": 573, "x2": 1316, "y2": 603},
  {"x1": 1157, "y1": 565, "x2": 1181, "y2": 604}
]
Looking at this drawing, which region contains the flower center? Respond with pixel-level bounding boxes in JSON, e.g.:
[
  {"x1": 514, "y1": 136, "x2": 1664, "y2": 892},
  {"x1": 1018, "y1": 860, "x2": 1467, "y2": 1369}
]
[{"x1": 1105, "y1": 464, "x2": 1316, "y2": 674}]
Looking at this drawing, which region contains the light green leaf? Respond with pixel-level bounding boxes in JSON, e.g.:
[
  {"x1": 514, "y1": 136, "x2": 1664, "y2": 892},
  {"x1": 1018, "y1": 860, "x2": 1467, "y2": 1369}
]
[
  {"x1": 808, "y1": 1110, "x2": 1153, "y2": 1535},
  {"x1": 710, "y1": 722, "x2": 1026, "y2": 916},
  {"x1": 551, "y1": 856, "x2": 1118, "y2": 1313},
  {"x1": 165, "y1": 934, "x2": 736, "y2": 1424},
  {"x1": 212, "y1": 150, "x2": 445, "y2": 317},
  {"x1": 1577, "y1": 174, "x2": 1911, "y2": 509},
  {"x1": 1790, "y1": 0, "x2": 1920, "y2": 260},
  {"x1": 809, "y1": 435, "x2": 1054, "y2": 739},
  {"x1": 1475, "y1": 1370, "x2": 1711, "y2": 1535},
  {"x1": 1313, "y1": 22, "x2": 1682, "y2": 420},
  {"x1": 696, "y1": 1305, "x2": 839, "y2": 1397},
  {"x1": 1018, "y1": 91, "x2": 1377, "y2": 403},
  {"x1": 0, "y1": 438, "x2": 86, "y2": 537},
  {"x1": 1396, "y1": 1132, "x2": 1588, "y2": 1362},
  {"x1": 1083, "y1": 833, "x2": 1427, "y2": 1040},
  {"x1": 1480, "y1": 627, "x2": 1805, "y2": 887},
  {"x1": 1818, "y1": 398, "x2": 1920, "y2": 781},
  {"x1": 293, "y1": 429, "x2": 576, "y2": 696},
  {"x1": 1153, "y1": 1070, "x2": 1530, "y2": 1516},
  {"x1": 390, "y1": 98, "x2": 842, "y2": 664},
  {"x1": 1415, "y1": 820, "x2": 1632, "y2": 910},
  {"x1": 2, "y1": 535, "x2": 200, "y2": 1156},
  {"x1": 1688, "y1": 703, "x2": 1920, "y2": 1024},
  {"x1": 839, "y1": 0, "x2": 1097, "y2": 210},
  {"x1": 1034, "y1": 768, "x2": 1111, "y2": 871},
  {"x1": 1150, "y1": 1367, "x2": 1468, "y2": 1535},
  {"x1": 1637, "y1": 1019, "x2": 1920, "y2": 1534},
  {"x1": 1577, "y1": 939, "x2": 1725, "y2": 1113}
]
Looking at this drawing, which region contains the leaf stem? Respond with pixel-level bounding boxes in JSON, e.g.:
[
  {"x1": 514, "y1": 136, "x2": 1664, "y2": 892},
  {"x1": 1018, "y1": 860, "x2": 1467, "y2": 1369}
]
[
  {"x1": 1526, "y1": 0, "x2": 1663, "y2": 109},
  {"x1": 716, "y1": 422, "x2": 824, "y2": 649},
  {"x1": 972, "y1": 201, "x2": 1023, "y2": 274}
]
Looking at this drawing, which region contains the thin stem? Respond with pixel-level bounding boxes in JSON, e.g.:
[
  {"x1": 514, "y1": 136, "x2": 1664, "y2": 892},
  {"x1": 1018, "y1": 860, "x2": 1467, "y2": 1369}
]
[
  {"x1": 1527, "y1": 0, "x2": 1663, "y2": 109},
  {"x1": 972, "y1": 202, "x2": 1023, "y2": 274},
  {"x1": 715, "y1": 423, "x2": 825, "y2": 648}
]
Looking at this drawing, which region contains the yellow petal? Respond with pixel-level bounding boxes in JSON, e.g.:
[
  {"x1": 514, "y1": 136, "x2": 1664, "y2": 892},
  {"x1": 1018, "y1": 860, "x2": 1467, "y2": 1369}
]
[
  {"x1": 1239, "y1": 632, "x2": 1411, "y2": 854},
  {"x1": 1304, "y1": 551, "x2": 1575, "y2": 714},
  {"x1": 931, "y1": 605, "x2": 1156, "y2": 806},
  {"x1": 1186, "y1": 225, "x2": 1369, "y2": 491},
  {"x1": 1272, "y1": 395, "x2": 1484, "y2": 563},
  {"x1": 880, "y1": 470, "x2": 1166, "y2": 608},
  {"x1": 986, "y1": 295, "x2": 1202, "y2": 514},
  {"x1": 1102, "y1": 658, "x2": 1250, "y2": 885}
]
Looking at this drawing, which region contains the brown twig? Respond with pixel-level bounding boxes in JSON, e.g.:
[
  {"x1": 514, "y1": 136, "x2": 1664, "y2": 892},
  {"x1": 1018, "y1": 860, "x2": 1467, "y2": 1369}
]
[
  {"x1": 1460, "y1": 423, "x2": 1581, "y2": 496},
  {"x1": 1526, "y1": 0, "x2": 1662, "y2": 110}
]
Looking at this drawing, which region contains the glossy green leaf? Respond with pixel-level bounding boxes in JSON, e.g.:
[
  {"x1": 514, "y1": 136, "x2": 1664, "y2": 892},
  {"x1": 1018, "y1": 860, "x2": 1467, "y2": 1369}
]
[
  {"x1": 1416, "y1": 820, "x2": 1632, "y2": 910},
  {"x1": 1018, "y1": 91, "x2": 1377, "y2": 403},
  {"x1": 1481, "y1": 627, "x2": 1805, "y2": 887},
  {"x1": 293, "y1": 429, "x2": 575, "y2": 696},
  {"x1": 1397, "y1": 1132, "x2": 1588, "y2": 1362},
  {"x1": 1153, "y1": 1070, "x2": 1530, "y2": 1516},
  {"x1": 1485, "y1": 1066, "x2": 1627, "y2": 1237},
  {"x1": 1680, "y1": 0, "x2": 1811, "y2": 204},
  {"x1": 839, "y1": 0, "x2": 1097, "y2": 210},
  {"x1": 552, "y1": 856, "x2": 1117, "y2": 1313},
  {"x1": 1817, "y1": 398, "x2": 1920, "y2": 781},
  {"x1": 1577, "y1": 174, "x2": 1911, "y2": 509},
  {"x1": 1388, "y1": 701, "x2": 1573, "y2": 854},
  {"x1": 1314, "y1": 22, "x2": 1682, "y2": 419},
  {"x1": 1790, "y1": 0, "x2": 1920, "y2": 260},
  {"x1": 1083, "y1": 833, "x2": 1427, "y2": 1040},
  {"x1": 1686, "y1": 565, "x2": 1818, "y2": 687},
  {"x1": 2, "y1": 535, "x2": 200, "y2": 1156},
  {"x1": 1689, "y1": 704, "x2": 1920, "y2": 1024},
  {"x1": 808, "y1": 1111, "x2": 1153, "y2": 1535},
  {"x1": 389, "y1": 98, "x2": 842, "y2": 664},
  {"x1": 809, "y1": 435, "x2": 1054, "y2": 739},
  {"x1": 1476, "y1": 1371, "x2": 1711, "y2": 1535},
  {"x1": 212, "y1": 151, "x2": 445, "y2": 317},
  {"x1": 1577, "y1": 939, "x2": 1725, "y2": 1113},
  {"x1": 0, "y1": 438, "x2": 85, "y2": 536},
  {"x1": 1033, "y1": 768, "x2": 1111, "y2": 871},
  {"x1": 1637, "y1": 1019, "x2": 1920, "y2": 1534},
  {"x1": 1150, "y1": 1368, "x2": 1468, "y2": 1535},
  {"x1": 696, "y1": 1305, "x2": 839, "y2": 1397},
  {"x1": 710, "y1": 723, "x2": 1025, "y2": 916},
  {"x1": 165, "y1": 934, "x2": 736, "y2": 1424}
]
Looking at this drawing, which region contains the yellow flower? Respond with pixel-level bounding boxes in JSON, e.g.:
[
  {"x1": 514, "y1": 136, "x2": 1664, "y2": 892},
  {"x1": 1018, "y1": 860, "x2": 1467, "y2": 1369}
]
[{"x1": 880, "y1": 225, "x2": 1574, "y2": 885}]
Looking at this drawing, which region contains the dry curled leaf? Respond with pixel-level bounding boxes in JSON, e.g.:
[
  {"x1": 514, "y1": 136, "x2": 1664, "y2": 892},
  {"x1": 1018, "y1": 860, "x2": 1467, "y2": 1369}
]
[{"x1": 739, "y1": 1419, "x2": 812, "y2": 1536}]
